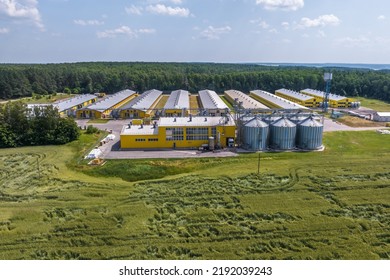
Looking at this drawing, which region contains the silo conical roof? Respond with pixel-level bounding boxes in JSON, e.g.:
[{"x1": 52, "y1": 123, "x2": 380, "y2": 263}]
[
  {"x1": 299, "y1": 117, "x2": 323, "y2": 127},
  {"x1": 245, "y1": 118, "x2": 268, "y2": 128},
  {"x1": 271, "y1": 117, "x2": 296, "y2": 127}
]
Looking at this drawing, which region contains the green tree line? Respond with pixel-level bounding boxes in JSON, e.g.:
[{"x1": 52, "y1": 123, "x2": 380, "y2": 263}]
[
  {"x1": 1, "y1": 62, "x2": 390, "y2": 101},
  {"x1": 0, "y1": 102, "x2": 80, "y2": 148}
]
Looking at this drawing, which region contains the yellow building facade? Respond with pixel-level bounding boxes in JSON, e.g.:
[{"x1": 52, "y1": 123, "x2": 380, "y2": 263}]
[
  {"x1": 119, "y1": 89, "x2": 163, "y2": 119},
  {"x1": 275, "y1": 89, "x2": 319, "y2": 108},
  {"x1": 300, "y1": 89, "x2": 355, "y2": 108},
  {"x1": 77, "y1": 90, "x2": 136, "y2": 119},
  {"x1": 163, "y1": 90, "x2": 190, "y2": 117},
  {"x1": 120, "y1": 116, "x2": 236, "y2": 149},
  {"x1": 54, "y1": 94, "x2": 98, "y2": 117}
]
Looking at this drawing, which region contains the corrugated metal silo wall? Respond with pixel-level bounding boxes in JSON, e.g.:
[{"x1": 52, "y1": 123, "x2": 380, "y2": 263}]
[
  {"x1": 297, "y1": 125, "x2": 323, "y2": 150},
  {"x1": 270, "y1": 125, "x2": 297, "y2": 150},
  {"x1": 244, "y1": 126, "x2": 269, "y2": 151}
]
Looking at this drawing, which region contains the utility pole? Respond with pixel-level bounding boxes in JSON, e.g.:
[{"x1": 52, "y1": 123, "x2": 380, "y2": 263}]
[{"x1": 257, "y1": 152, "x2": 260, "y2": 175}]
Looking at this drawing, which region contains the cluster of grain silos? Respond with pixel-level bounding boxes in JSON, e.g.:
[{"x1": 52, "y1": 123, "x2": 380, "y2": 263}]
[{"x1": 241, "y1": 114, "x2": 323, "y2": 151}]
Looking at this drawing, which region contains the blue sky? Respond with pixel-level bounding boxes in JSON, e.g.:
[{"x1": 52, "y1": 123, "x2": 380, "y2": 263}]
[{"x1": 1, "y1": 0, "x2": 390, "y2": 63}]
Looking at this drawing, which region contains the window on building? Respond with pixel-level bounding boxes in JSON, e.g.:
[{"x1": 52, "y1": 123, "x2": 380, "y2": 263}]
[
  {"x1": 135, "y1": 138, "x2": 146, "y2": 142},
  {"x1": 166, "y1": 128, "x2": 184, "y2": 141},
  {"x1": 186, "y1": 127, "x2": 209, "y2": 140}
]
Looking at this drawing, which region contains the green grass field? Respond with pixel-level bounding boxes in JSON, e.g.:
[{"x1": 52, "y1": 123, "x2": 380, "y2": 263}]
[
  {"x1": 0, "y1": 130, "x2": 389, "y2": 260},
  {"x1": 358, "y1": 97, "x2": 390, "y2": 111}
]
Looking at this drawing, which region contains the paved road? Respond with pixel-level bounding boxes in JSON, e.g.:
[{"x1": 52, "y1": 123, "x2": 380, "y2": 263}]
[{"x1": 76, "y1": 118, "x2": 386, "y2": 159}]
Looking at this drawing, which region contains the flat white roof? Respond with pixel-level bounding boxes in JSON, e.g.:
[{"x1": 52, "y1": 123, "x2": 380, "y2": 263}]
[
  {"x1": 121, "y1": 89, "x2": 162, "y2": 111},
  {"x1": 121, "y1": 124, "x2": 158, "y2": 136},
  {"x1": 54, "y1": 94, "x2": 97, "y2": 112},
  {"x1": 158, "y1": 116, "x2": 236, "y2": 127},
  {"x1": 250, "y1": 90, "x2": 308, "y2": 110},
  {"x1": 164, "y1": 90, "x2": 190, "y2": 110},
  {"x1": 276, "y1": 88, "x2": 314, "y2": 102},
  {"x1": 198, "y1": 89, "x2": 229, "y2": 110},
  {"x1": 301, "y1": 88, "x2": 349, "y2": 102},
  {"x1": 84, "y1": 90, "x2": 136, "y2": 112},
  {"x1": 120, "y1": 116, "x2": 235, "y2": 136},
  {"x1": 224, "y1": 90, "x2": 269, "y2": 109}
]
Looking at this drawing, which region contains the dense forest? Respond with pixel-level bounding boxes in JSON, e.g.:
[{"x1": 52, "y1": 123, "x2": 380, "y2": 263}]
[
  {"x1": 1, "y1": 62, "x2": 390, "y2": 102},
  {"x1": 0, "y1": 102, "x2": 80, "y2": 148}
]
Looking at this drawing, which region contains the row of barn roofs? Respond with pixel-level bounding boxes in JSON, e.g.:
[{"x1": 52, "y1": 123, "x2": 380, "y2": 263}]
[{"x1": 31, "y1": 88, "x2": 358, "y2": 119}]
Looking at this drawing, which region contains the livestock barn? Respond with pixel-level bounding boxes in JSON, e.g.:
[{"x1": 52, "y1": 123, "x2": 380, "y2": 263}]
[
  {"x1": 77, "y1": 90, "x2": 136, "y2": 119},
  {"x1": 275, "y1": 89, "x2": 319, "y2": 108},
  {"x1": 162, "y1": 90, "x2": 190, "y2": 117},
  {"x1": 249, "y1": 90, "x2": 308, "y2": 110},
  {"x1": 119, "y1": 89, "x2": 163, "y2": 119}
]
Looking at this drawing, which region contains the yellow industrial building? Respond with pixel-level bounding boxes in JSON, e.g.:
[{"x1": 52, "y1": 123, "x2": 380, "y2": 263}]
[
  {"x1": 275, "y1": 88, "x2": 319, "y2": 108},
  {"x1": 300, "y1": 88, "x2": 356, "y2": 108},
  {"x1": 120, "y1": 89, "x2": 163, "y2": 119},
  {"x1": 54, "y1": 94, "x2": 98, "y2": 117},
  {"x1": 224, "y1": 89, "x2": 269, "y2": 110},
  {"x1": 163, "y1": 89, "x2": 190, "y2": 117},
  {"x1": 77, "y1": 90, "x2": 136, "y2": 119},
  {"x1": 120, "y1": 115, "x2": 236, "y2": 149},
  {"x1": 250, "y1": 90, "x2": 308, "y2": 110},
  {"x1": 198, "y1": 89, "x2": 229, "y2": 116}
]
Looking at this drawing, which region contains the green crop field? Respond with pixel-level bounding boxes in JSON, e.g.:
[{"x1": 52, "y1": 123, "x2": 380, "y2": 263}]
[{"x1": 0, "y1": 130, "x2": 389, "y2": 260}]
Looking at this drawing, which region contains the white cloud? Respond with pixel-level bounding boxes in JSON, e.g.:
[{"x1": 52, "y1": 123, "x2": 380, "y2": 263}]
[
  {"x1": 269, "y1": 28, "x2": 278, "y2": 34},
  {"x1": 335, "y1": 36, "x2": 370, "y2": 47},
  {"x1": 250, "y1": 18, "x2": 270, "y2": 29},
  {"x1": 97, "y1": 26, "x2": 156, "y2": 39},
  {"x1": 298, "y1": 14, "x2": 340, "y2": 28},
  {"x1": 146, "y1": 4, "x2": 190, "y2": 17},
  {"x1": 378, "y1": 15, "x2": 386, "y2": 21},
  {"x1": 74, "y1": 19, "x2": 104, "y2": 26},
  {"x1": 97, "y1": 26, "x2": 137, "y2": 39},
  {"x1": 137, "y1": 28, "x2": 156, "y2": 34},
  {"x1": 0, "y1": 0, "x2": 44, "y2": 30},
  {"x1": 0, "y1": 27, "x2": 10, "y2": 33},
  {"x1": 200, "y1": 25, "x2": 231, "y2": 40},
  {"x1": 125, "y1": 5, "x2": 143, "y2": 15},
  {"x1": 170, "y1": 0, "x2": 182, "y2": 4},
  {"x1": 281, "y1": 21, "x2": 290, "y2": 29},
  {"x1": 317, "y1": 30, "x2": 326, "y2": 38},
  {"x1": 256, "y1": 0, "x2": 304, "y2": 11}
]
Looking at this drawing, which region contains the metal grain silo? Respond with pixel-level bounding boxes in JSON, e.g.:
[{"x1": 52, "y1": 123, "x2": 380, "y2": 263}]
[
  {"x1": 297, "y1": 117, "x2": 323, "y2": 150},
  {"x1": 243, "y1": 118, "x2": 269, "y2": 151},
  {"x1": 289, "y1": 114, "x2": 307, "y2": 124},
  {"x1": 263, "y1": 115, "x2": 281, "y2": 124},
  {"x1": 270, "y1": 117, "x2": 297, "y2": 150}
]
